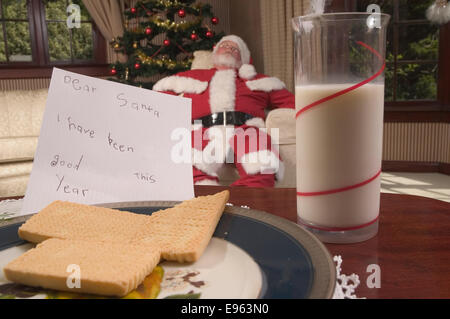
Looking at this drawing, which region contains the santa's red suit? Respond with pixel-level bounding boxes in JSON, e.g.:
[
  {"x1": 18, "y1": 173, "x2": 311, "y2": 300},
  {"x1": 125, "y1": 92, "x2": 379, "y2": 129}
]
[{"x1": 153, "y1": 63, "x2": 294, "y2": 187}]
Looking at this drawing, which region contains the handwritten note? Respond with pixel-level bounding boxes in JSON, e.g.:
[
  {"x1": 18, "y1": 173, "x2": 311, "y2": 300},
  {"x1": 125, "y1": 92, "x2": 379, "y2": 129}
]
[{"x1": 21, "y1": 68, "x2": 194, "y2": 215}]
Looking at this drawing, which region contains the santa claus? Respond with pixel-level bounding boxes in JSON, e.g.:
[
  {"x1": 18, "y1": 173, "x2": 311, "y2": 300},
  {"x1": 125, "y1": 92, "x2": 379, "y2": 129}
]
[{"x1": 153, "y1": 35, "x2": 294, "y2": 187}]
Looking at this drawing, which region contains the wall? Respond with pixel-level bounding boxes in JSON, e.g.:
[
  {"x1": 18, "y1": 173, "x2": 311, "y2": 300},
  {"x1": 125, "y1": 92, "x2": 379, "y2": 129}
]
[
  {"x1": 229, "y1": 0, "x2": 264, "y2": 73},
  {"x1": 0, "y1": 78, "x2": 50, "y2": 91},
  {"x1": 206, "y1": 0, "x2": 230, "y2": 35},
  {"x1": 383, "y1": 122, "x2": 450, "y2": 164}
]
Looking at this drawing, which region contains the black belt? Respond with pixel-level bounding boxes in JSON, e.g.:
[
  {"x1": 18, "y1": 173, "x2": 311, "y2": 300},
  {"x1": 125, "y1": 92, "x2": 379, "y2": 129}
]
[{"x1": 194, "y1": 111, "x2": 254, "y2": 128}]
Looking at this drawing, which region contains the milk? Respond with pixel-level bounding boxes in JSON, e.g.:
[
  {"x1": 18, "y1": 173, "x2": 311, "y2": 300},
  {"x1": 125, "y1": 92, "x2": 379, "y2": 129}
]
[{"x1": 295, "y1": 84, "x2": 384, "y2": 228}]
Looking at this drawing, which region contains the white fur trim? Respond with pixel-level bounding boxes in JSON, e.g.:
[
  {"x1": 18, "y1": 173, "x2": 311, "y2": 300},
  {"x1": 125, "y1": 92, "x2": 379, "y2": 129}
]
[
  {"x1": 191, "y1": 125, "x2": 235, "y2": 177},
  {"x1": 239, "y1": 150, "x2": 284, "y2": 180},
  {"x1": 195, "y1": 179, "x2": 220, "y2": 186},
  {"x1": 213, "y1": 35, "x2": 251, "y2": 65},
  {"x1": 238, "y1": 64, "x2": 257, "y2": 80},
  {"x1": 191, "y1": 147, "x2": 221, "y2": 177},
  {"x1": 209, "y1": 69, "x2": 236, "y2": 113},
  {"x1": 245, "y1": 117, "x2": 265, "y2": 128},
  {"x1": 153, "y1": 76, "x2": 208, "y2": 94},
  {"x1": 246, "y1": 77, "x2": 286, "y2": 92}
]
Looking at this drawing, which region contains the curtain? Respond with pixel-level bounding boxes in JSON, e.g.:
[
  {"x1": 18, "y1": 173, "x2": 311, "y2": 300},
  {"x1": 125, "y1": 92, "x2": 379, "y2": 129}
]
[
  {"x1": 260, "y1": 0, "x2": 310, "y2": 92},
  {"x1": 82, "y1": 0, "x2": 127, "y2": 63}
]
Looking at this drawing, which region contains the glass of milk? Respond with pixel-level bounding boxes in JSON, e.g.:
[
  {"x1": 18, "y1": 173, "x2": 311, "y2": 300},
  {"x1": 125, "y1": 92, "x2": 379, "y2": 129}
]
[{"x1": 292, "y1": 13, "x2": 390, "y2": 243}]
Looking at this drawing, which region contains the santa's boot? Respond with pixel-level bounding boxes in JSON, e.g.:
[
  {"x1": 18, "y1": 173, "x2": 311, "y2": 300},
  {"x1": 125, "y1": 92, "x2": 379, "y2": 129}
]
[
  {"x1": 231, "y1": 168, "x2": 275, "y2": 187},
  {"x1": 193, "y1": 167, "x2": 220, "y2": 185},
  {"x1": 229, "y1": 126, "x2": 283, "y2": 187}
]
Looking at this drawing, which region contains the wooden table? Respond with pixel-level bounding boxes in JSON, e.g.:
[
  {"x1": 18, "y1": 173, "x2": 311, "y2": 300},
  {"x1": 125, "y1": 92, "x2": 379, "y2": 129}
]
[
  {"x1": 195, "y1": 186, "x2": 450, "y2": 299},
  {"x1": 2, "y1": 187, "x2": 450, "y2": 298}
]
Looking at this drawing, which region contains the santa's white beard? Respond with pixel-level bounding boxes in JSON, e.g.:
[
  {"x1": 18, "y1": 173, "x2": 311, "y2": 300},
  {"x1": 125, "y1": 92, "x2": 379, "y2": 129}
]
[{"x1": 212, "y1": 53, "x2": 242, "y2": 69}]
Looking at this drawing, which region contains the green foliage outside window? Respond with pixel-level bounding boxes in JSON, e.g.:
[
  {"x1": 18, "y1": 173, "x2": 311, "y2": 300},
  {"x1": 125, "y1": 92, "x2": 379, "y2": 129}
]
[
  {"x1": 0, "y1": 0, "x2": 31, "y2": 62},
  {"x1": 0, "y1": 0, "x2": 94, "y2": 64},
  {"x1": 43, "y1": 0, "x2": 94, "y2": 62},
  {"x1": 357, "y1": 0, "x2": 439, "y2": 101}
]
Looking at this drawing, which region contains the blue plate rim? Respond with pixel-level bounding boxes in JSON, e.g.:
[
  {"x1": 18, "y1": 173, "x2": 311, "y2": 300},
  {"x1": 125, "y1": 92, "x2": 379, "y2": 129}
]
[{"x1": 95, "y1": 200, "x2": 336, "y2": 299}]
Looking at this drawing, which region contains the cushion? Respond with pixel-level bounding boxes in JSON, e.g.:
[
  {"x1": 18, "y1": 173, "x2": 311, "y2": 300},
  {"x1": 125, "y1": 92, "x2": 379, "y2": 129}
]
[
  {"x1": 0, "y1": 137, "x2": 38, "y2": 163},
  {"x1": 265, "y1": 108, "x2": 296, "y2": 144},
  {"x1": 191, "y1": 50, "x2": 213, "y2": 70},
  {"x1": 0, "y1": 89, "x2": 47, "y2": 138},
  {"x1": 0, "y1": 161, "x2": 33, "y2": 178},
  {"x1": 0, "y1": 174, "x2": 30, "y2": 197},
  {"x1": 0, "y1": 161, "x2": 33, "y2": 197}
]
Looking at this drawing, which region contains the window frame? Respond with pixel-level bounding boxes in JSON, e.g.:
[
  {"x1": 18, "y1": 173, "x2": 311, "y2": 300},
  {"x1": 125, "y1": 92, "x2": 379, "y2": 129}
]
[
  {"x1": 327, "y1": 0, "x2": 450, "y2": 122},
  {"x1": 0, "y1": 0, "x2": 108, "y2": 79}
]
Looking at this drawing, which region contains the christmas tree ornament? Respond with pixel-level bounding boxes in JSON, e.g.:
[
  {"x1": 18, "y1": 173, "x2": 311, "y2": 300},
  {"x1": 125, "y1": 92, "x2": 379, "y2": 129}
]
[
  {"x1": 190, "y1": 32, "x2": 198, "y2": 41},
  {"x1": 125, "y1": 68, "x2": 129, "y2": 81},
  {"x1": 426, "y1": 0, "x2": 450, "y2": 24},
  {"x1": 205, "y1": 30, "x2": 213, "y2": 38},
  {"x1": 211, "y1": 16, "x2": 219, "y2": 25},
  {"x1": 130, "y1": 7, "x2": 137, "y2": 14},
  {"x1": 133, "y1": 41, "x2": 138, "y2": 49},
  {"x1": 110, "y1": 67, "x2": 117, "y2": 75},
  {"x1": 134, "y1": 62, "x2": 141, "y2": 69},
  {"x1": 145, "y1": 27, "x2": 152, "y2": 35},
  {"x1": 178, "y1": 9, "x2": 186, "y2": 18},
  {"x1": 163, "y1": 39, "x2": 171, "y2": 46}
]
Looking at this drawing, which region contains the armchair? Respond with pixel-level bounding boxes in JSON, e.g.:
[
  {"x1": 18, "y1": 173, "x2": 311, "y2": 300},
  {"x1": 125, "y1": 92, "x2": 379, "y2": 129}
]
[{"x1": 190, "y1": 51, "x2": 296, "y2": 188}]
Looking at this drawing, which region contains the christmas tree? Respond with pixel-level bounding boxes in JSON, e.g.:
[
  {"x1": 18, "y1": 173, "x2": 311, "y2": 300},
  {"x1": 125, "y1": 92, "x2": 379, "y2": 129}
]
[{"x1": 109, "y1": 0, "x2": 224, "y2": 89}]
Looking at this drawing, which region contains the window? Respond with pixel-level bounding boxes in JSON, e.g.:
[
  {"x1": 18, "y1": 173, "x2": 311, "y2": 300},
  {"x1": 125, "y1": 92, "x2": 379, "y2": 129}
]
[
  {"x1": 356, "y1": 0, "x2": 439, "y2": 103},
  {"x1": 0, "y1": 0, "x2": 33, "y2": 63},
  {"x1": 0, "y1": 0, "x2": 107, "y2": 78},
  {"x1": 328, "y1": 0, "x2": 450, "y2": 120},
  {"x1": 44, "y1": 0, "x2": 95, "y2": 63}
]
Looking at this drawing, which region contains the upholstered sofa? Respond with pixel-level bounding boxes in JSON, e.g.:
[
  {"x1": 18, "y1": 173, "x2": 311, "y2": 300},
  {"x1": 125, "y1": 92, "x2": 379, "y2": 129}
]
[
  {"x1": 0, "y1": 55, "x2": 296, "y2": 197},
  {"x1": 0, "y1": 89, "x2": 48, "y2": 197}
]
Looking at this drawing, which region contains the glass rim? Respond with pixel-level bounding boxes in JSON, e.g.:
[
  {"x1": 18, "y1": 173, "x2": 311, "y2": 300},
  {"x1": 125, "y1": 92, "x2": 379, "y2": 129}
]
[{"x1": 293, "y1": 12, "x2": 391, "y2": 23}]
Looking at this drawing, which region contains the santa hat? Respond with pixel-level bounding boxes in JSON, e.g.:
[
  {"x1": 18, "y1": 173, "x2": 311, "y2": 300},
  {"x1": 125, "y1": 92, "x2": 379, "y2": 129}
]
[
  {"x1": 213, "y1": 35, "x2": 251, "y2": 65},
  {"x1": 213, "y1": 35, "x2": 257, "y2": 79}
]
